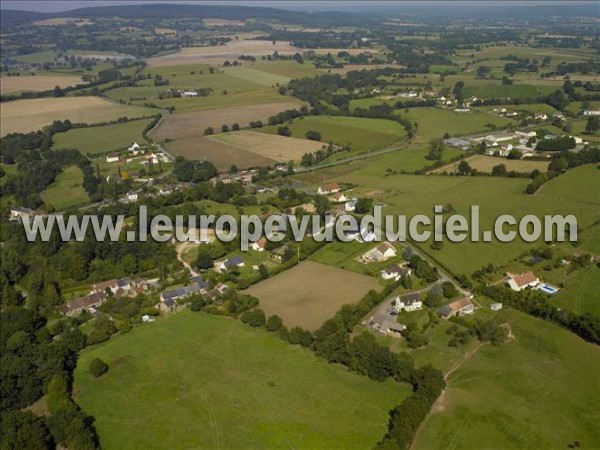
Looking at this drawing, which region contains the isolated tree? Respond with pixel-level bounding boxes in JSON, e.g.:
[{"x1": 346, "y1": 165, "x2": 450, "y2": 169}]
[
  {"x1": 457, "y1": 160, "x2": 472, "y2": 176},
  {"x1": 204, "y1": 127, "x2": 214, "y2": 135},
  {"x1": 426, "y1": 138, "x2": 444, "y2": 161},
  {"x1": 585, "y1": 116, "x2": 599, "y2": 134},
  {"x1": 232, "y1": 123, "x2": 240, "y2": 131},
  {"x1": 492, "y1": 163, "x2": 507, "y2": 177},
  {"x1": 89, "y1": 358, "x2": 108, "y2": 378},
  {"x1": 221, "y1": 124, "x2": 229, "y2": 133},
  {"x1": 305, "y1": 130, "x2": 322, "y2": 141}
]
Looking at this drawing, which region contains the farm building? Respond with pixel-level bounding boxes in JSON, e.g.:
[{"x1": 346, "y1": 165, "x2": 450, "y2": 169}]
[
  {"x1": 182, "y1": 91, "x2": 198, "y2": 97},
  {"x1": 380, "y1": 320, "x2": 406, "y2": 337},
  {"x1": 58, "y1": 292, "x2": 107, "y2": 316},
  {"x1": 92, "y1": 277, "x2": 133, "y2": 296},
  {"x1": 444, "y1": 137, "x2": 471, "y2": 150},
  {"x1": 583, "y1": 110, "x2": 600, "y2": 116},
  {"x1": 491, "y1": 303, "x2": 503, "y2": 311},
  {"x1": 106, "y1": 153, "x2": 120, "y2": 163},
  {"x1": 507, "y1": 271, "x2": 539, "y2": 291},
  {"x1": 439, "y1": 297, "x2": 474, "y2": 319},
  {"x1": 391, "y1": 292, "x2": 423, "y2": 313},
  {"x1": 318, "y1": 182, "x2": 340, "y2": 195}
]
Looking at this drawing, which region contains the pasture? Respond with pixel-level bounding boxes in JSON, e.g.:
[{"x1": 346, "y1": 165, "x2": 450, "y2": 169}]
[
  {"x1": 432, "y1": 155, "x2": 549, "y2": 174},
  {"x1": 245, "y1": 261, "x2": 381, "y2": 331},
  {"x1": 260, "y1": 116, "x2": 406, "y2": 152},
  {"x1": 412, "y1": 309, "x2": 600, "y2": 449},
  {"x1": 147, "y1": 40, "x2": 298, "y2": 66},
  {"x1": 394, "y1": 107, "x2": 514, "y2": 142},
  {"x1": 165, "y1": 136, "x2": 275, "y2": 171},
  {"x1": 52, "y1": 118, "x2": 153, "y2": 154},
  {"x1": 0, "y1": 97, "x2": 158, "y2": 136},
  {"x1": 151, "y1": 101, "x2": 301, "y2": 142},
  {"x1": 294, "y1": 165, "x2": 600, "y2": 277},
  {"x1": 41, "y1": 165, "x2": 90, "y2": 210},
  {"x1": 0, "y1": 73, "x2": 82, "y2": 94},
  {"x1": 74, "y1": 312, "x2": 410, "y2": 449},
  {"x1": 208, "y1": 131, "x2": 327, "y2": 162}
]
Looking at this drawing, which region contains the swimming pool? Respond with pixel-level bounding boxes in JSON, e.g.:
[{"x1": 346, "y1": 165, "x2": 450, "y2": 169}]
[{"x1": 538, "y1": 283, "x2": 560, "y2": 295}]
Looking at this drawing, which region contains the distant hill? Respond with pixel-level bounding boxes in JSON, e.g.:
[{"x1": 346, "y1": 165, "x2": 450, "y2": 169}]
[{"x1": 0, "y1": 4, "x2": 367, "y2": 29}]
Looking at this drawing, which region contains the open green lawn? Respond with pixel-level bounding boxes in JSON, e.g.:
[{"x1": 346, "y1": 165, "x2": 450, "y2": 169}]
[
  {"x1": 223, "y1": 66, "x2": 292, "y2": 87},
  {"x1": 74, "y1": 312, "x2": 411, "y2": 450},
  {"x1": 52, "y1": 118, "x2": 153, "y2": 155},
  {"x1": 553, "y1": 265, "x2": 600, "y2": 316},
  {"x1": 260, "y1": 115, "x2": 406, "y2": 152},
  {"x1": 394, "y1": 107, "x2": 514, "y2": 142},
  {"x1": 41, "y1": 165, "x2": 90, "y2": 210},
  {"x1": 413, "y1": 309, "x2": 600, "y2": 449},
  {"x1": 251, "y1": 61, "x2": 322, "y2": 79}
]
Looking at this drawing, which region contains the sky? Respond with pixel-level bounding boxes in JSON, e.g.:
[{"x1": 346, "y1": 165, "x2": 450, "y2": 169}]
[{"x1": 0, "y1": 0, "x2": 588, "y2": 13}]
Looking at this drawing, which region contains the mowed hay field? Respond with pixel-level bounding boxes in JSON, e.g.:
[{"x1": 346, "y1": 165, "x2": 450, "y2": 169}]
[
  {"x1": 0, "y1": 97, "x2": 158, "y2": 136},
  {"x1": 432, "y1": 154, "x2": 550, "y2": 174},
  {"x1": 209, "y1": 131, "x2": 327, "y2": 162},
  {"x1": 0, "y1": 74, "x2": 82, "y2": 94},
  {"x1": 52, "y1": 118, "x2": 153, "y2": 154},
  {"x1": 151, "y1": 101, "x2": 302, "y2": 142},
  {"x1": 147, "y1": 40, "x2": 298, "y2": 66},
  {"x1": 413, "y1": 309, "x2": 600, "y2": 449},
  {"x1": 245, "y1": 261, "x2": 381, "y2": 331},
  {"x1": 74, "y1": 312, "x2": 410, "y2": 450},
  {"x1": 261, "y1": 116, "x2": 407, "y2": 152},
  {"x1": 165, "y1": 136, "x2": 276, "y2": 170}
]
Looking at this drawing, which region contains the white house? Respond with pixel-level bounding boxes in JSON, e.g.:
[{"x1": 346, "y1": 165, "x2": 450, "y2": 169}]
[
  {"x1": 182, "y1": 90, "x2": 198, "y2": 97},
  {"x1": 9, "y1": 206, "x2": 34, "y2": 220},
  {"x1": 515, "y1": 131, "x2": 536, "y2": 138},
  {"x1": 251, "y1": 237, "x2": 267, "y2": 252},
  {"x1": 143, "y1": 153, "x2": 159, "y2": 165},
  {"x1": 332, "y1": 191, "x2": 347, "y2": 203},
  {"x1": 128, "y1": 142, "x2": 141, "y2": 153},
  {"x1": 125, "y1": 191, "x2": 138, "y2": 202},
  {"x1": 391, "y1": 293, "x2": 423, "y2": 313},
  {"x1": 490, "y1": 303, "x2": 503, "y2": 311},
  {"x1": 106, "y1": 153, "x2": 120, "y2": 163},
  {"x1": 345, "y1": 199, "x2": 357, "y2": 212},
  {"x1": 318, "y1": 183, "x2": 340, "y2": 195},
  {"x1": 380, "y1": 264, "x2": 411, "y2": 281},
  {"x1": 507, "y1": 271, "x2": 539, "y2": 291}
]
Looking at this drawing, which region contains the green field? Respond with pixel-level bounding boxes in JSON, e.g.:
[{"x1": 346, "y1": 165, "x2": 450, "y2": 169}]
[
  {"x1": 223, "y1": 66, "x2": 292, "y2": 86},
  {"x1": 52, "y1": 118, "x2": 153, "y2": 154},
  {"x1": 553, "y1": 265, "x2": 600, "y2": 316},
  {"x1": 260, "y1": 115, "x2": 406, "y2": 151},
  {"x1": 463, "y1": 83, "x2": 562, "y2": 100},
  {"x1": 394, "y1": 107, "x2": 514, "y2": 142},
  {"x1": 41, "y1": 165, "x2": 90, "y2": 210},
  {"x1": 413, "y1": 309, "x2": 600, "y2": 449},
  {"x1": 296, "y1": 164, "x2": 600, "y2": 277},
  {"x1": 74, "y1": 312, "x2": 411, "y2": 450}
]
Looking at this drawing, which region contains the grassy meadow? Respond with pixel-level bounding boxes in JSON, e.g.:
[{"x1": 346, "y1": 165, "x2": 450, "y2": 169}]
[
  {"x1": 74, "y1": 312, "x2": 411, "y2": 450},
  {"x1": 52, "y1": 118, "x2": 153, "y2": 154},
  {"x1": 412, "y1": 309, "x2": 600, "y2": 449},
  {"x1": 41, "y1": 165, "x2": 90, "y2": 210}
]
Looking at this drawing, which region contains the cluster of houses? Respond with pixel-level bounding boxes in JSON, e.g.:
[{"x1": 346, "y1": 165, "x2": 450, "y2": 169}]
[
  {"x1": 58, "y1": 277, "x2": 151, "y2": 316},
  {"x1": 445, "y1": 129, "x2": 586, "y2": 157},
  {"x1": 158, "y1": 275, "x2": 229, "y2": 312}
]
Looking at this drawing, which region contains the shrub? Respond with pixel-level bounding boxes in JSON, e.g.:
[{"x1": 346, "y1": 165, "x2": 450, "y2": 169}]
[{"x1": 89, "y1": 358, "x2": 108, "y2": 378}]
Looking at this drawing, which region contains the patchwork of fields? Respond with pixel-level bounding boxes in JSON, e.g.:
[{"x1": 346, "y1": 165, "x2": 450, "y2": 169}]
[
  {"x1": 74, "y1": 312, "x2": 410, "y2": 449},
  {"x1": 260, "y1": 115, "x2": 407, "y2": 152},
  {"x1": 245, "y1": 261, "x2": 381, "y2": 330},
  {"x1": 0, "y1": 97, "x2": 158, "y2": 135}
]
